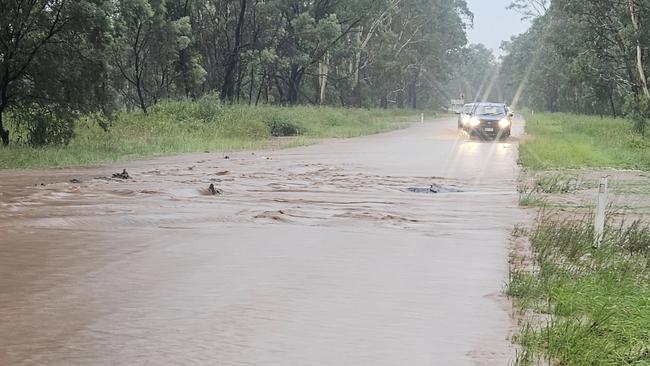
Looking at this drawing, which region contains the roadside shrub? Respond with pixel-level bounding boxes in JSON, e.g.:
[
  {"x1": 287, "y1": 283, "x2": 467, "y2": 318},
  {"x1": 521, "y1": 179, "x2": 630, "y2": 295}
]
[
  {"x1": 266, "y1": 116, "x2": 301, "y2": 136},
  {"x1": 11, "y1": 104, "x2": 76, "y2": 146}
]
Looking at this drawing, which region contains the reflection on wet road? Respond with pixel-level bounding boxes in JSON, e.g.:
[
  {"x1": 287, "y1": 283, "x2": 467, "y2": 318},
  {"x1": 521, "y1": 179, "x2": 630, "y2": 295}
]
[{"x1": 0, "y1": 118, "x2": 523, "y2": 365}]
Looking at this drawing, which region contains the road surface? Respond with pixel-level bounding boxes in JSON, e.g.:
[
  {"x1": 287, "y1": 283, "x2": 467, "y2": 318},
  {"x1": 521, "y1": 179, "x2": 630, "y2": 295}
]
[{"x1": 0, "y1": 117, "x2": 522, "y2": 365}]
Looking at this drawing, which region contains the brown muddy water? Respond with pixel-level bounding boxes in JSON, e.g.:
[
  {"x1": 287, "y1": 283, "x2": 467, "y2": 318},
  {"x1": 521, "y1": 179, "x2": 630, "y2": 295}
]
[{"x1": 0, "y1": 118, "x2": 523, "y2": 365}]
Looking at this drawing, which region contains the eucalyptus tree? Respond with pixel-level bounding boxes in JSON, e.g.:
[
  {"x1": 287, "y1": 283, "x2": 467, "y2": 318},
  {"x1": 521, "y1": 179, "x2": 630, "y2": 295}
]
[
  {"x1": 0, "y1": 0, "x2": 114, "y2": 146},
  {"x1": 112, "y1": 0, "x2": 203, "y2": 113},
  {"x1": 501, "y1": 0, "x2": 650, "y2": 124}
]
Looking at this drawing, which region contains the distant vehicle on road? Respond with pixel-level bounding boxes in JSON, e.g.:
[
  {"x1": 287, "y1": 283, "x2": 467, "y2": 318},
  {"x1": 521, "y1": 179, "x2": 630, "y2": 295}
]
[
  {"x1": 457, "y1": 103, "x2": 475, "y2": 129},
  {"x1": 460, "y1": 102, "x2": 513, "y2": 139}
]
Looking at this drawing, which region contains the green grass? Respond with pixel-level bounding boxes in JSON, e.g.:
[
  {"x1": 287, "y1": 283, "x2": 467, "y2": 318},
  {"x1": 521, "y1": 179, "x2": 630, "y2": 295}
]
[
  {"x1": 520, "y1": 113, "x2": 650, "y2": 170},
  {"x1": 518, "y1": 194, "x2": 547, "y2": 208},
  {"x1": 0, "y1": 98, "x2": 423, "y2": 169},
  {"x1": 508, "y1": 213, "x2": 650, "y2": 365}
]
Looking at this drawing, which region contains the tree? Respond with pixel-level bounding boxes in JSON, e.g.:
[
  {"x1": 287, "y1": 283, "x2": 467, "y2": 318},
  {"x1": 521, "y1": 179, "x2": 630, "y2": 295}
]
[
  {"x1": 444, "y1": 44, "x2": 498, "y2": 104},
  {"x1": 112, "y1": 0, "x2": 202, "y2": 113},
  {"x1": 507, "y1": 0, "x2": 549, "y2": 19},
  {"x1": 500, "y1": 0, "x2": 650, "y2": 135},
  {"x1": 0, "y1": 0, "x2": 115, "y2": 146},
  {"x1": 2, "y1": 0, "x2": 482, "y2": 146}
]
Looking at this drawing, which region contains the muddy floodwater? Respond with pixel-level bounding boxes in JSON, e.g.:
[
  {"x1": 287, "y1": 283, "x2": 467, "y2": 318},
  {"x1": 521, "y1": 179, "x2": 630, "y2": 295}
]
[{"x1": 0, "y1": 118, "x2": 522, "y2": 365}]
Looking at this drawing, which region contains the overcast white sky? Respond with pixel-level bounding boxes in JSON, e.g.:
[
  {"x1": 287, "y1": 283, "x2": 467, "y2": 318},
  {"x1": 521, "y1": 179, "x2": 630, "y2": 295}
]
[{"x1": 465, "y1": 0, "x2": 532, "y2": 57}]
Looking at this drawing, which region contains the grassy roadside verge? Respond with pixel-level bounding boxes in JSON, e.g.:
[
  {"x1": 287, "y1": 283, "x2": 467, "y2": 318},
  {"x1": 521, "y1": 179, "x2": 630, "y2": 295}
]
[
  {"x1": 509, "y1": 213, "x2": 650, "y2": 365},
  {"x1": 0, "y1": 99, "x2": 426, "y2": 169},
  {"x1": 511, "y1": 113, "x2": 650, "y2": 365},
  {"x1": 519, "y1": 113, "x2": 650, "y2": 170}
]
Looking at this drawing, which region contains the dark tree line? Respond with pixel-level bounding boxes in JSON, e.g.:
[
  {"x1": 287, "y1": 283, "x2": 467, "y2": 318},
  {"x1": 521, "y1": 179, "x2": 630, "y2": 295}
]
[
  {"x1": 0, "y1": 0, "x2": 473, "y2": 146},
  {"x1": 500, "y1": 0, "x2": 650, "y2": 134}
]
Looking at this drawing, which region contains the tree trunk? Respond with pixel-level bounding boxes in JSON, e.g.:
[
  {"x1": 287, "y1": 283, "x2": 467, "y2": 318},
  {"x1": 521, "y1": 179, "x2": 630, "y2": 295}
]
[
  {"x1": 409, "y1": 69, "x2": 419, "y2": 109},
  {"x1": 629, "y1": 0, "x2": 650, "y2": 98},
  {"x1": 410, "y1": 80, "x2": 417, "y2": 109},
  {"x1": 248, "y1": 63, "x2": 255, "y2": 105},
  {"x1": 318, "y1": 54, "x2": 329, "y2": 106},
  {"x1": 255, "y1": 71, "x2": 266, "y2": 106},
  {"x1": 135, "y1": 77, "x2": 148, "y2": 114},
  {"x1": 353, "y1": 51, "x2": 362, "y2": 107},
  {"x1": 609, "y1": 92, "x2": 617, "y2": 117},
  {"x1": 274, "y1": 76, "x2": 285, "y2": 103},
  {"x1": 396, "y1": 87, "x2": 404, "y2": 108},
  {"x1": 312, "y1": 74, "x2": 320, "y2": 104},
  {"x1": 0, "y1": 86, "x2": 8, "y2": 145},
  {"x1": 0, "y1": 110, "x2": 8, "y2": 146},
  {"x1": 287, "y1": 66, "x2": 303, "y2": 104},
  {"x1": 221, "y1": 0, "x2": 248, "y2": 102}
]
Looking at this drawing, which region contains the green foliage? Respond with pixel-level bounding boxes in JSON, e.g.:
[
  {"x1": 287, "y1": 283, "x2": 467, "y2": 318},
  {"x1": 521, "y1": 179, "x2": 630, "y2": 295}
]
[
  {"x1": 10, "y1": 104, "x2": 77, "y2": 146},
  {"x1": 0, "y1": 0, "x2": 471, "y2": 147},
  {"x1": 444, "y1": 44, "x2": 498, "y2": 102},
  {"x1": 500, "y1": 0, "x2": 650, "y2": 126},
  {"x1": 519, "y1": 113, "x2": 650, "y2": 170},
  {"x1": 111, "y1": 0, "x2": 205, "y2": 112},
  {"x1": 0, "y1": 0, "x2": 116, "y2": 146},
  {"x1": 266, "y1": 117, "x2": 302, "y2": 137}
]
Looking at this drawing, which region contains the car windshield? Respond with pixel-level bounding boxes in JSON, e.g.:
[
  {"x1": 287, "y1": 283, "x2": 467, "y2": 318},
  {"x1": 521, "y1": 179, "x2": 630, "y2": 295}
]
[{"x1": 474, "y1": 105, "x2": 506, "y2": 116}]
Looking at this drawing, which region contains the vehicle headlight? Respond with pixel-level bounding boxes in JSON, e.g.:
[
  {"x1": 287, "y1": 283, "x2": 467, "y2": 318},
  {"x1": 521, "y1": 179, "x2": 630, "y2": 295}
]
[
  {"x1": 469, "y1": 117, "x2": 480, "y2": 127},
  {"x1": 498, "y1": 118, "x2": 511, "y2": 128}
]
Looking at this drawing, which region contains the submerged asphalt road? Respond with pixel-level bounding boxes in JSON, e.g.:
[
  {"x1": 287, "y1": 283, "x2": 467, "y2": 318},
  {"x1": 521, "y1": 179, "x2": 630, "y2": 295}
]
[{"x1": 0, "y1": 117, "x2": 522, "y2": 365}]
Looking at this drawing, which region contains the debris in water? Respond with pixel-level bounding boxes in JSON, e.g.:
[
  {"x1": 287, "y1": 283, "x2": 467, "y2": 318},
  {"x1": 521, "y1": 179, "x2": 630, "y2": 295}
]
[
  {"x1": 112, "y1": 169, "x2": 131, "y2": 180},
  {"x1": 408, "y1": 184, "x2": 463, "y2": 194},
  {"x1": 207, "y1": 184, "x2": 223, "y2": 195},
  {"x1": 215, "y1": 171, "x2": 229, "y2": 176},
  {"x1": 69, "y1": 179, "x2": 82, "y2": 184}
]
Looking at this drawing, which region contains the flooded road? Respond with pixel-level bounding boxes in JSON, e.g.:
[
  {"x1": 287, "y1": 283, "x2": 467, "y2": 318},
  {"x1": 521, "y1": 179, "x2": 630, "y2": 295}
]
[{"x1": 0, "y1": 118, "x2": 522, "y2": 365}]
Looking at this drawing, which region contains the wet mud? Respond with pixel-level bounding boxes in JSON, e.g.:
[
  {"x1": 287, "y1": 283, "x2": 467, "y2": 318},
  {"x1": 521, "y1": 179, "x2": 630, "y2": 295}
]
[{"x1": 0, "y1": 118, "x2": 524, "y2": 365}]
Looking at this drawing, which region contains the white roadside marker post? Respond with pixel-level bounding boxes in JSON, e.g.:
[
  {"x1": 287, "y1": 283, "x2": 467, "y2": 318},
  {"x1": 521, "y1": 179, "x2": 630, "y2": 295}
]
[
  {"x1": 421, "y1": 113, "x2": 424, "y2": 123},
  {"x1": 594, "y1": 176, "x2": 609, "y2": 248}
]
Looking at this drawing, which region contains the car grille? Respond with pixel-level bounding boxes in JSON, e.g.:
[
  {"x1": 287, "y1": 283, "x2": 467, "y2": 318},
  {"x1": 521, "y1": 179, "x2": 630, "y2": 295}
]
[{"x1": 479, "y1": 120, "x2": 497, "y2": 127}]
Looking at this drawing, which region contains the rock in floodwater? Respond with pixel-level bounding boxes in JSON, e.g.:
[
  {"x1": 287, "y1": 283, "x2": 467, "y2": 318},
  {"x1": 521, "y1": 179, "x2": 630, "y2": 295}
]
[
  {"x1": 207, "y1": 184, "x2": 223, "y2": 196},
  {"x1": 112, "y1": 169, "x2": 131, "y2": 180}
]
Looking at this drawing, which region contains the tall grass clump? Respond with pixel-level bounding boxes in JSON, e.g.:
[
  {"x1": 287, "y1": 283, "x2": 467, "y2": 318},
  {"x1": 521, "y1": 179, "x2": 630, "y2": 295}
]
[
  {"x1": 0, "y1": 96, "x2": 423, "y2": 169},
  {"x1": 519, "y1": 113, "x2": 650, "y2": 170},
  {"x1": 508, "y1": 210, "x2": 650, "y2": 365}
]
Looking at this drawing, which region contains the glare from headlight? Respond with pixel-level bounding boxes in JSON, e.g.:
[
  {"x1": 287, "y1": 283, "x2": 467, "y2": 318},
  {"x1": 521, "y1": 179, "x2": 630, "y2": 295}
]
[
  {"x1": 469, "y1": 117, "x2": 480, "y2": 127},
  {"x1": 498, "y1": 118, "x2": 511, "y2": 128}
]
